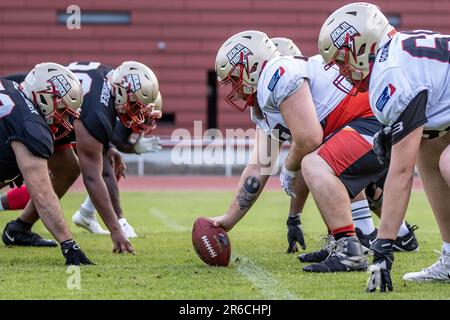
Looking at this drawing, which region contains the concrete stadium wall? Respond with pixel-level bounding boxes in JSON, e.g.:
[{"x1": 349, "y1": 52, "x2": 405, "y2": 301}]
[{"x1": 1, "y1": 0, "x2": 450, "y2": 137}]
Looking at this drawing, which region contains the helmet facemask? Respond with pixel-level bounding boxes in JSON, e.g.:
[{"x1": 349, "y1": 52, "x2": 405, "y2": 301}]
[
  {"x1": 217, "y1": 52, "x2": 257, "y2": 112},
  {"x1": 130, "y1": 105, "x2": 162, "y2": 135},
  {"x1": 113, "y1": 80, "x2": 152, "y2": 129},
  {"x1": 32, "y1": 81, "x2": 80, "y2": 140}
]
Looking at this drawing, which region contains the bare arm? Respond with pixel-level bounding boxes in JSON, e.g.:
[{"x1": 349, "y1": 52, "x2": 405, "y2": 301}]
[
  {"x1": 281, "y1": 81, "x2": 323, "y2": 172},
  {"x1": 213, "y1": 128, "x2": 282, "y2": 231},
  {"x1": 74, "y1": 119, "x2": 134, "y2": 253},
  {"x1": 11, "y1": 141, "x2": 72, "y2": 243},
  {"x1": 377, "y1": 125, "x2": 424, "y2": 240}
]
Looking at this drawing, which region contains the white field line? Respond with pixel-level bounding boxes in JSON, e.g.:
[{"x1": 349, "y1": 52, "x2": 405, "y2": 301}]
[
  {"x1": 149, "y1": 207, "x2": 298, "y2": 300},
  {"x1": 149, "y1": 208, "x2": 189, "y2": 232}
]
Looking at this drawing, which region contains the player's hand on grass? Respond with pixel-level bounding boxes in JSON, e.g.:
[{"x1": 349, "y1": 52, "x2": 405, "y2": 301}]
[
  {"x1": 286, "y1": 215, "x2": 306, "y2": 253},
  {"x1": 367, "y1": 239, "x2": 394, "y2": 293},
  {"x1": 211, "y1": 215, "x2": 234, "y2": 232},
  {"x1": 111, "y1": 231, "x2": 135, "y2": 254},
  {"x1": 280, "y1": 165, "x2": 297, "y2": 198},
  {"x1": 61, "y1": 240, "x2": 95, "y2": 266}
]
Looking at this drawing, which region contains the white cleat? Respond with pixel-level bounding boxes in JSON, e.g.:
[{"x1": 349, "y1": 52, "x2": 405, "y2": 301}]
[
  {"x1": 118, "y1": 218, "x2": 138, "y2": 238},
  {"x1": 72, "y1": 210, "x2": 110, "y2": 235},
  {"x1": 403, "y1": 249, "x2": 450, "y2": 282}
]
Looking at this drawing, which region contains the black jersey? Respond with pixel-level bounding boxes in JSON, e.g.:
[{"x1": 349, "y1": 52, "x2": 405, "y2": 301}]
[
  {"x1": 112, "y1": 120, "x2": 133, "y2": 146},
  {"x1": 0, "y1": 79, "x2": 54, "y2": 184},
  {"x1": 67, "y1": 62, "x2": 116, "y2": 147}
]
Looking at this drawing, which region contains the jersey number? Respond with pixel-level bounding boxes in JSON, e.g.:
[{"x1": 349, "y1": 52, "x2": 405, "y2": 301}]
[
  {"x1": 0, "y1": 81, "x2": 15, "y2": 119},
  {"x1": 402, "y1": 32, "x2": 450, "y2": 63}
]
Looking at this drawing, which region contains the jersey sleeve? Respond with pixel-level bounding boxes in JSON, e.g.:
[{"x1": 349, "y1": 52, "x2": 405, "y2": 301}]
[
  {"x1": 112, "y1": 120, "x2": 132, "y2": 146},
  {"x1": 370, "y1": 66, "x2": 428, "y2": 127},
  {"x1": 257, "y1": 58, "x2": 307, "y2": 113},
  {"x1": 391, "y1": 90, "x2": 428, "y2": 144},
  {"x1": 79, "y1": 107, "x2": 115, "y2": 145},
  {"x1": 7, "y1": 120, "x2": 54, "y2": 159}
]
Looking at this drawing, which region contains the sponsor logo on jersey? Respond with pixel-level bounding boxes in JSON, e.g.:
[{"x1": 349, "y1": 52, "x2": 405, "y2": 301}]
[
  {"x1": 49, "y1": 75, "x2": 72, "y2": 97},
  {"x1": 124, "y1": 74, "x2": 141, "y2": 93},
  {"x1": 226, "y1": 44, "x2": 253, "y2": 67},
  {"x1": 267, "y1": 67, "x2": 285, "y2": 92},
  {"x1": 330, "y1": 22, "x2": 360, "y2": 50},
  {"x1": 375, "y1": 83, "x2": 396, "y2": 111}
]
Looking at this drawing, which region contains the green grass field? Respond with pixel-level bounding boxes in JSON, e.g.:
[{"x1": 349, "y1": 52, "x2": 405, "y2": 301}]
[{"x1": 0, "y1": 190, "x2": 448, "y2": 300}]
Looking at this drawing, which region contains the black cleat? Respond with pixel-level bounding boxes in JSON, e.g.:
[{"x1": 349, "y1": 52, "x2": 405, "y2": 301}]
[
  {"x1": 2, "y1": 221, "x2": 57, "y2": 247},
  {"x1": 393, "y1": 222, "x2": 419, "y2": 252},
  {"x1": 303, "y1": 236, "x2": 368, "y2": 273},
  {"x1": 299, "y1": 235, "x2": 335, "y2": 263},
  {"x1": 355, "y1": 227, "x2": 377, "y2": 255}
]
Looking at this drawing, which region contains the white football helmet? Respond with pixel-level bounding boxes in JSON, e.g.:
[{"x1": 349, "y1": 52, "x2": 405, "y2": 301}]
[
  {"x1": 21, "y1": 62, "x2": 83, "y2": 140},
  {"x1": 215, "y1": 30, "x2": 280, "y2": 111},
  {"x1": 110, "y1": 61, "x2": 159, "y2": 129},
  {"x1": 271, "y1": 37, "x2": 302, "y2": 56},
  {"x1": 318, "y1": 2, "x2": 395, "y2": 94}
]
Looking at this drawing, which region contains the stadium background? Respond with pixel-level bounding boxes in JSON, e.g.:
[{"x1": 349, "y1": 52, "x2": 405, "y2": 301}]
[
  {"x1": 0, "y1": 0, "x2": 446, "y2": 301},
  {"x1": 1, "y1": 0, "x2": 447, "y2": 137}
]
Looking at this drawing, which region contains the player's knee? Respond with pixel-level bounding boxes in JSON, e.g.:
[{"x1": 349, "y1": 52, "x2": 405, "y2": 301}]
[{"x1": 301, "y1": 153, "x2": 321, "y2": 183}]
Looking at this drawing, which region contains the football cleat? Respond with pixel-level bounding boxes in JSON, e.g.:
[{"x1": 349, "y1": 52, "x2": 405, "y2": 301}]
[
  {"x1": 403, "y1": 248, "x2": 450, "y2": 282},
  {"x1": 393, "y1": 222, "x2": 419, "y2": 252},
  {"x1": 2, "y1": 221, "x2": 57, "y2": 247},
  {"x1": 303, "y1": 236, "x2": 368, "y2": 273},
  {"x1": 72, "y1": 210, "x2": 110, "y2": 235},
  {"x1": 299, "y1": 234, "x2": 335, "y2": 263},
  {"x1": 355, "y1": 227, "x2": 377, "y2": 255},
  {"x1": 118, "y1": 218, "x2": 137, "y2": 238}
]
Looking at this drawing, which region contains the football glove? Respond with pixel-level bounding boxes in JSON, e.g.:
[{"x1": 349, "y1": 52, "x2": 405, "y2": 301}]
[
  {"x1": 366, "y1": 239, "x2": 394, "y2": 293},
  {"x1": 280, "y1": 165, "x2": 297, "y2": 198},
  {"x1": 61, "y1": 240, "x2": 94, "y2": 266},
  {"x1": 133, "y1": 136, "x2": 162, "y2": 154},
  {"x1": 373, "y1": 127, "x2": 392, "y2": 167},
  {"x1": 286, "y1": 215, "x2": 306, "y2": 253}
]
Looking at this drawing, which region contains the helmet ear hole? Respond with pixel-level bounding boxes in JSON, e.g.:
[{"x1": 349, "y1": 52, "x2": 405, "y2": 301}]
[
  {"x1": 40, "y1": 95, "x2": 48, "y2": 106},
  {"x1": 357, "y1": 43, "x2": 366, "y2": 56}
]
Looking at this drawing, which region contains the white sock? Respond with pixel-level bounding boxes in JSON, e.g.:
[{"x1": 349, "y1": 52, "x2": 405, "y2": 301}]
[
  {"x1": 442, "y1": 242, "x2": 450, "y2": 255},
  {"x1": 80, "y1": 196, "x2": 95, "y2": 218},
  {"x1": 397, "y1": 221, "x2": 410, "y2": 237},
  {"x1": 351, "y1": 200, "x2": 375, "y2": 235}
]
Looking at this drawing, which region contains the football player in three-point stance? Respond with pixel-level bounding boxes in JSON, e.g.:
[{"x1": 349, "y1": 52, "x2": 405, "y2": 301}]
[
  {"x1": 72, "y1": 91, "x2": 163, "y2": 235},
  {"x1": 1, "y1": 61, "x2": 159, "y2": 254},
  {"x1": 211, "y1": 30, "x2": 384, "y2": 273},
  {"x1": 0, "y1": 62, "x2": 92, "y2": 265},
  {"x1": 319, "y1": 2, "x2": 450, "y2": 290},
  {"x1": 270, "y1": 37, "x2": 419, "y2": 256}
]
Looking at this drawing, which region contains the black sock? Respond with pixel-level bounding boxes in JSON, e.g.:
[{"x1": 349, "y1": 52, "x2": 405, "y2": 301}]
[{"x1": 14, "y1": 218, "x2": 33, "y2": 231}]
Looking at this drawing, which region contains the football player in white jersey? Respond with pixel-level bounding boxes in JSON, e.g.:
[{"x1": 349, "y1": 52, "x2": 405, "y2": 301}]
[
  {"x1": 210, "y1": 30, "x2": 401, "y2": 273},
  {"x1": 319, "y1": 2, "x2": 450, "y2": 290}
]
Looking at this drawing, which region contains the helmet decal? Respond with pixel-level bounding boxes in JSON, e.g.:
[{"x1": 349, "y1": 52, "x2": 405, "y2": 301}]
[
  {"x1": 123, "y1": 74, "x2": 142, "y2": 92},
  {"x1": 226, "y1": 44, "x2": 253, "y2": 66},
  {"x1": 330, "y1": 22, "x2": 360, "y2": 50},
  {"x1": 49, "y1": 75, "x2": 72, "y2": 97}
]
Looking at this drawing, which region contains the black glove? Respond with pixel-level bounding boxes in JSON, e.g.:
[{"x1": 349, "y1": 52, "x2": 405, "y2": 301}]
[
  {"x1": 61, "y1": 240, "x2": 95, "y2": 266},
  {"x1": 366, "y1": 239, "x2": 394, "y2": 292},
  {"x1": 286, "y1": 215, "x2": 306, "y2": 253},
  {"x1": 373, "y1": 126, "x2": 392, "y2": 167}
]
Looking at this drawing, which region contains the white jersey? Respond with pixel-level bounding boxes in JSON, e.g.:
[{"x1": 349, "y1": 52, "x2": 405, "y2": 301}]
[
  {"x1": 370, "y1": 31, "x2": 450, "y2": 131},
  {"x1": 253, "y1": 55, "x2": 347, "y2": 141}
]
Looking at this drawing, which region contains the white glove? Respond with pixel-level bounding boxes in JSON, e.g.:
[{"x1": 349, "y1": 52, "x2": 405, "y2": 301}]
[
  {"x1": 133, "y1": 136, "x2": 162, "y2": 154},
  {"x1": 280, "y1": 165, "x2": 298, "y2": 198},
  {"x1": 118, "y1": 218, "x2": 138, "y2": 239}
]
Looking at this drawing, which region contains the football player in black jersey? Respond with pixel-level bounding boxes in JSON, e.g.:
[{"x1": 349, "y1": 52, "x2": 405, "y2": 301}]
[
  {"x1": 0, "y1": 62, "x2": 92, "y2": 265},
  {"x1": 2, "y1": 61, "x2": 159, "y2": 254},
  {"x1": 72, "y1": 91, "x2": 163, "y2": 235}
]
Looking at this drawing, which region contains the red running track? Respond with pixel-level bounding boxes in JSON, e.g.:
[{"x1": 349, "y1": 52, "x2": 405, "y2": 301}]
[{"x1": 69, "y1": 175, "x2": 425, "y2": 192}]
